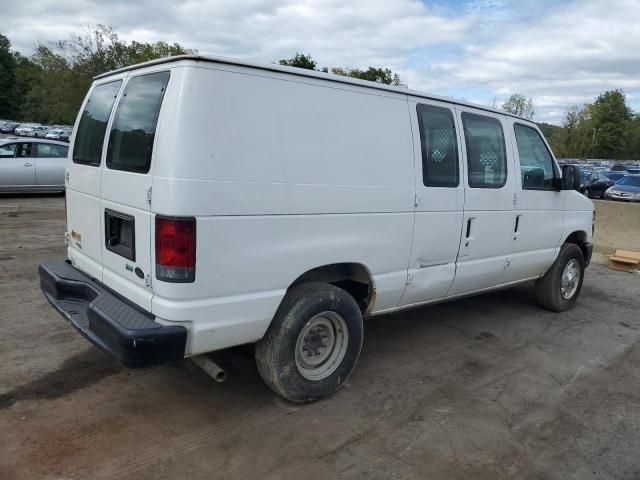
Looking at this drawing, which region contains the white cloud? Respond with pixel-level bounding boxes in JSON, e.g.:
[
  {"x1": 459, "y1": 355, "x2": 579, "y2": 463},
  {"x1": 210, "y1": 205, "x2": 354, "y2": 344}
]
[{"x1": 3, "y1": 0, "x2": 639, "y2": 124}]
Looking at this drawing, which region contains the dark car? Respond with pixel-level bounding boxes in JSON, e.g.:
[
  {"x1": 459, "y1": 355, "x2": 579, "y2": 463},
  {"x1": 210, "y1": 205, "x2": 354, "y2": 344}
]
[
  {"x1": 605, "y1": 171, "x2": 626, "y2": 182},
  {"x1": 0, "y1": 122, "x2": 19, "y2": 133},
  {"x1": 610, "y1": 163, "x2": 628, "y2": 172},
  {"x1": 605, "y1": 175, "x2": 640, "y2": 202},
  {"x1": 583, "y1": 170, "x2": 615, "y2": 199},
  {"x1": 58, "y1": 128, "x2": 72, "y2": 142}
]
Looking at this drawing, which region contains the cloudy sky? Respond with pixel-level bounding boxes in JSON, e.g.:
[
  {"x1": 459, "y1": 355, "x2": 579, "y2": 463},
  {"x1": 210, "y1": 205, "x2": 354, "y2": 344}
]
[{"x1": 4, "y1": 0, "x2": 639, "y2": 124}]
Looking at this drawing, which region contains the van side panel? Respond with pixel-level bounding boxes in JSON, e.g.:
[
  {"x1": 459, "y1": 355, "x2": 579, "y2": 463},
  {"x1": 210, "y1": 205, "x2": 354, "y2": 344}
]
[{"x1": 151, "y1": 65, "x2": 416, "y2": 354}]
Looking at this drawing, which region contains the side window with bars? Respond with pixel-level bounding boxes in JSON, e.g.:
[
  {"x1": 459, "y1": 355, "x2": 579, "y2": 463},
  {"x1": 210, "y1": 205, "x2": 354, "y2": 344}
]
[
  {"x1": 416, "y1": 104, "x2": 459, "y2": 187},
  {"x1": 461, "y1": 112, "x2": 508, "y2": 188}
]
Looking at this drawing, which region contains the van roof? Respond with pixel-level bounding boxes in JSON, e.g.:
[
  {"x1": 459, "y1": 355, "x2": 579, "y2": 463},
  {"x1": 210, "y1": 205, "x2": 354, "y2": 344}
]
[{"x1": 94, "y1": 54, "x2": 533, "y2": 122}]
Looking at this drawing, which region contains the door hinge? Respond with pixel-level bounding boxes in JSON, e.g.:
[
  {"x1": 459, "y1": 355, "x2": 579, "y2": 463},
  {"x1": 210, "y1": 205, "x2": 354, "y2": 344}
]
[
  {"x1": 144, "y1": 273, "x2": 152, "y2": 288},
  {"x1": 513, "y1": 193, "x2": 519, "y2": 206},
  {"x1": 406, "y1": 272, "x2": 413, "y2": 286},
  {"x1": 145, "y1": 187, "x2": 152, "y2": 206},
  {"x1": 64, "y1": 171, "x2": 70, "y2": 183},
  {"x1": 414, "y1": 193, "x2": 421, "y2": 207},
  {"x1": 505, "y1": 258, "x2": 512, "y2": 269},
  {"x1": 64, "y1": 231, "x2": 70, "y2": 246}
]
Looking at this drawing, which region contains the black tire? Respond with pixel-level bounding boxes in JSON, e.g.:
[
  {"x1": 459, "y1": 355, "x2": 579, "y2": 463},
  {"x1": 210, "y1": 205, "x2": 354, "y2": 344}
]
[
  {"x1": 255, "y1": 282, "x2": 364, "y2": 403},
  {"x1": 535, "y1": 243, "x2": 585, "y2": 312},
  {"x1": 585, "y1": 188, "x2": 592, "y2": 199}
]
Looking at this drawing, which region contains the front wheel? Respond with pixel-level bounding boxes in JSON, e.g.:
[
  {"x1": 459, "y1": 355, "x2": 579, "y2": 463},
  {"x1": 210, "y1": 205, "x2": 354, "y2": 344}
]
[
  {"x1": 255, "y1": 282, "x2": 364, "y2": 403},
  {"x1": 535, "y1": 243, "x2": 585, "y2": 312}
]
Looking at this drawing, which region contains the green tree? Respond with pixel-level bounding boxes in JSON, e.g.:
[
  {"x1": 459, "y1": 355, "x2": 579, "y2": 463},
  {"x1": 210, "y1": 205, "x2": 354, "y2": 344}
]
[
  {"x1": 2, "y1": 26, "x2": 194, "y2": 125},
  {"x1": 589, "y1": 89, "x2": 632, "y2": 159},
  {"x1": 502, "y1": 93, "x2": 535, "y2": 119},
  {"x1": 278, "y1": 53, "x2": 317, "y2": 70},
  {"x1": 278, "y1": 53, "x2": 403, "y2": 86},
  {"x1": 0, "y1": 33, "x2": 18, "y2": 118},
  {"x1": 329, "y1": 66, "x2": 403, "y2": 86}
]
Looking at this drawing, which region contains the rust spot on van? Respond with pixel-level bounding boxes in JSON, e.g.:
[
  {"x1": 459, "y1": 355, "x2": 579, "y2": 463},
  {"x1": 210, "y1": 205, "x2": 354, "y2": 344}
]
[{"x1": 364, "y1": 288, "x2": 377, "y2": 317}]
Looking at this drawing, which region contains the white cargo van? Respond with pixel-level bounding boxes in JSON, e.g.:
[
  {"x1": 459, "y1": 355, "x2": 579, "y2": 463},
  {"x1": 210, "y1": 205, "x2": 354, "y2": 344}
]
[{"x1": 40, "y1": 55, "x2": 593, "y2": 403}]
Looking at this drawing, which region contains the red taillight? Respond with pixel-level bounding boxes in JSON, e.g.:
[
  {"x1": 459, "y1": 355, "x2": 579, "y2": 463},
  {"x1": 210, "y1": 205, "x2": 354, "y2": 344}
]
[{"x1": 155, "y1": 216, "x2": 196, "y2": 283}]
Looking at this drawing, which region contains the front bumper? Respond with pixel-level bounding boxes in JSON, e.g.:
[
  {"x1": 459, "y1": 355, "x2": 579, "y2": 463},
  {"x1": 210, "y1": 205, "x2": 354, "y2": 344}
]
[
  {"x1": 39, "y1": 260, "x2": 187, "y2": 368},
  {"x1": 605, "y1": 192, "x2": 640, "y2": 202}
]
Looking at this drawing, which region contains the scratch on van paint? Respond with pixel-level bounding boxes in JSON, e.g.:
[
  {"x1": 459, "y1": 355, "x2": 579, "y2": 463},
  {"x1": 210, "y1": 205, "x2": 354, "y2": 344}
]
[{"x1": 418, "y1": 260, "x2": 449, "y2": 269}]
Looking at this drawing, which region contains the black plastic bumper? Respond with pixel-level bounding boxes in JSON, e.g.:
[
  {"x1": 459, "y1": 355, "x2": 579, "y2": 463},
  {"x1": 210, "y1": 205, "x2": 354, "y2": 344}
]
[{"x1": 39, "y1": 260, "x2": 187, "y2": 368}]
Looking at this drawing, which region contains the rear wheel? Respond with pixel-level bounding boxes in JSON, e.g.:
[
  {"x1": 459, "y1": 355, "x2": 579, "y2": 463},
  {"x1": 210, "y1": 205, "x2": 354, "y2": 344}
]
[
  {"x1": 535, "y1": 243, "x2": 585, "y2": 312},
  {"x1": 255, "y1": 282, "x2": 363, "y2": 403}
]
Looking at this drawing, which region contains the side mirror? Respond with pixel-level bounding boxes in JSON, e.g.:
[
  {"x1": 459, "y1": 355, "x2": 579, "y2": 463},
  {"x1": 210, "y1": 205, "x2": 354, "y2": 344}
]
[{"x1": 559, "y1": 165, "x2": 581, "y2": 191}]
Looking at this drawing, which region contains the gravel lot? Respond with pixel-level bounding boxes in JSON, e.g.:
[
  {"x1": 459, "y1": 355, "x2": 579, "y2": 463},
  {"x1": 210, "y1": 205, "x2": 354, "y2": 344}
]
[{"x1": 1, "y1": 194, "x2": 640, "y2": 480}]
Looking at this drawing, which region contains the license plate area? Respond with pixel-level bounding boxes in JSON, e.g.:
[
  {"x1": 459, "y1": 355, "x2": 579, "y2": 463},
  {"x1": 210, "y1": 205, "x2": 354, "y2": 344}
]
[{"x1": 105, "y1": 209, "x2": 136, "y2": 261}]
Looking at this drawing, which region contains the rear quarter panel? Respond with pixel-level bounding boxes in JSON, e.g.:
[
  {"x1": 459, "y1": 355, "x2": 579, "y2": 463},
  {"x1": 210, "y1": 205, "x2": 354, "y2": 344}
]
[{"x1": 151, "y1": 64, "x2": 416, "y2": 353}]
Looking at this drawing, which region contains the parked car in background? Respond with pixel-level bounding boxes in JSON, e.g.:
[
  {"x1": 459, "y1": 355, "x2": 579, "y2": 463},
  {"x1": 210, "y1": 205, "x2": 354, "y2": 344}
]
[
  {"x1": 605, "y1": 175, "x2": 640, "y2": 202},
  {"x1": 58, "y1": 128, "x2": 72, "y2": 142},
  {"x1": 582, "y1": 170, "x2": 615, "y2": 199},
  {"x1": 610, "y1": 163, "x2": 628, "y2": 172},
  {"x1": 0, "y1": 138, "x2": 69, "y2": 193},
  {"x1": 15, "y1": 123, "x2": 47, "y2": 136},
  {"x1": 578, "y1": 168, "x2": 592, "y2": 191},
  {"x1": 605, "y1": 171, "x2": 626, "y2": 182},
  {"x1": 23, "y1": 125, "x2": 50, "y2": 137},
  {"x1": 46, "y1": 129, "x2": 67, "y2": 140},
  {"x1": 0, "y1": 122, "x2": 19, "y2": 133}
]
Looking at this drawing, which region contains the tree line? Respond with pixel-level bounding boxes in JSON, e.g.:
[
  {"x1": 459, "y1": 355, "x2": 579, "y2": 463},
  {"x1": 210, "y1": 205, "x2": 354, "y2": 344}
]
[
  {"x1": 0, "y1": 26, "x2": 193, "y2": 124},
  {"x1": 1, "y1": 28, "x2": 638, "y2": 159}
]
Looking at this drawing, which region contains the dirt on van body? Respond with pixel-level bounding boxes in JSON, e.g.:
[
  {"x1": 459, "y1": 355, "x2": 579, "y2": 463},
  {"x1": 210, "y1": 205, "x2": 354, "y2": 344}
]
[{"x1": 1, "y1": 194, "x2": 640, "y2": 480}]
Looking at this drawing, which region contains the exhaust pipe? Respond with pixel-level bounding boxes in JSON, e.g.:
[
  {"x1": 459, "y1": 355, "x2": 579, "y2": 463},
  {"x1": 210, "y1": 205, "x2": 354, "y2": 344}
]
[{"x1": 191, "y1": 355, "x2": 227, "y2": 383}]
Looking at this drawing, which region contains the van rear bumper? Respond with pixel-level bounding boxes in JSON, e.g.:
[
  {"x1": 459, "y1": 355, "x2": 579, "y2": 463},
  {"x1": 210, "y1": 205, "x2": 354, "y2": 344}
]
[{"x1": 39, "y1": 260, "x2": 187, "y2": 368}]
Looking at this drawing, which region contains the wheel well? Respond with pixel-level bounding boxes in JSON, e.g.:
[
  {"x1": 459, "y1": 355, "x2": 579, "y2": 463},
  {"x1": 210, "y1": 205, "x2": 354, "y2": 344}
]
[
  {"x1": 565, "y1": 231, "x2": 589, "y2": 260},
  {"x1": 290, "y1": 263, "x2": 375, "y2": 316}
]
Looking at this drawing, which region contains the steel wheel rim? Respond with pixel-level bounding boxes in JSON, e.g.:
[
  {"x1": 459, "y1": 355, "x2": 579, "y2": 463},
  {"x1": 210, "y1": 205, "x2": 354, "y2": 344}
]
[
  {"x1": 295, "y1": 311, "x2": 349, "y2": 381},
  {"x1": 560, "y1": 258, "x2": 581, "y2": 299}
]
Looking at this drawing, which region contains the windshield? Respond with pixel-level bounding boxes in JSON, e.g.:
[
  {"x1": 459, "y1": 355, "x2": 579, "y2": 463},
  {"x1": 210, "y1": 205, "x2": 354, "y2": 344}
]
[{"x1": 616, "y1": 176, "x2": 640, "y2": 187}]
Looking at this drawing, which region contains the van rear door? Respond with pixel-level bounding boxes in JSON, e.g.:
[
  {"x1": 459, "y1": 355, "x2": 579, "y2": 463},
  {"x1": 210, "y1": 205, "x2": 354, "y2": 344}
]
[
  {"x1": 99, "y1": 71, "x2": 170, "y2": 311},
  {"x1": 67, "y1": 79, "x2": 123, "y2": 281}
]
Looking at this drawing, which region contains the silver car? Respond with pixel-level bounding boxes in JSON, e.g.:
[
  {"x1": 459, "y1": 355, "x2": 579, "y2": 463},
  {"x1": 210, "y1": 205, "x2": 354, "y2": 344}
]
[{"x1": 0, "y1": 138, "x2": 69, "y2": 193}]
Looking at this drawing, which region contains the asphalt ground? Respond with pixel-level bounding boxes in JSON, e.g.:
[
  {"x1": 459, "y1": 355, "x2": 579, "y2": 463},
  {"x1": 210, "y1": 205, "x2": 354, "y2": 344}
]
[{"x1": 1, "y1": 194, "x2": 639, "y2": 479}]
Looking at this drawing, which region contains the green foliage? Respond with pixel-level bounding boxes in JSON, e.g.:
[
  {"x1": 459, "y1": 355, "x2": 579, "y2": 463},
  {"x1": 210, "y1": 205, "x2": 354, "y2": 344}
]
[
  {"x1": 502, "y1": 93, "x2": 534, "y2": 119},
  {"x1": 536, "y1": 122, "x2": 561, "y2": 142},
  {"x1": 329, "y1": 67, "x2": 403, "y2": 86},
  {"x1": 550, "y1": 90, "x2": 638, "y2": 160},
  {"x1": 0, "y1": 34, "x2": 19, "y2": 118},
  {"x1": 278, "y1": 52, "x2": 317, "y2": 70},
  {"x1": 2, "y1": 26, "x2": 193, "y2": 124},
  {"x1": 278, "y1": 53, "x2": 403, "y2": 86}
]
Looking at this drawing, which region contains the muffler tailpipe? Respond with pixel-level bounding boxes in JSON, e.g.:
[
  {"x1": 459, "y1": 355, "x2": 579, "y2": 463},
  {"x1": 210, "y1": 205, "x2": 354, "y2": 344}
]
[{"x1": 191, "y1": 355, "x2": 227, "y2": 383}]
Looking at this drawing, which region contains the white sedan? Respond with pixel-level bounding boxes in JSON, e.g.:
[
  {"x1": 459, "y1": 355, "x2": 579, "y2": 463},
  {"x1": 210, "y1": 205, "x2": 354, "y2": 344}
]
[{"x1": 0, "y1": 138, "x2": 69, "y2": 193}]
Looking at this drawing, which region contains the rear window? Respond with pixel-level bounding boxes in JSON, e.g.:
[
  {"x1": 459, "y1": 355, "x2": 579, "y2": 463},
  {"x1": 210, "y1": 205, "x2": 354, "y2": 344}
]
[
  {"x1": 106, "y1": 71, "x2": 170, "y2": 174},
  {"x1": 36, "y1": 143, "x2": 68, "y2": 158},
  {"x1": 73, "y1": 80, "x2": 122, "y2": 166}
]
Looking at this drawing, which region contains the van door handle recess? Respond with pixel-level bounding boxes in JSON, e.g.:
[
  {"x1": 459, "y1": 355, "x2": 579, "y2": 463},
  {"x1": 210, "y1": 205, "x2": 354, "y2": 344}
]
[
  {"x1": 514, "y1": 215, "x2": 522, "y2": 240},
  {"x1": 24, "y1": 162, "x2": 33, "y2": 167},
  {"x1": 465, "y1": 218, "x2": 474, "y2": 247}
]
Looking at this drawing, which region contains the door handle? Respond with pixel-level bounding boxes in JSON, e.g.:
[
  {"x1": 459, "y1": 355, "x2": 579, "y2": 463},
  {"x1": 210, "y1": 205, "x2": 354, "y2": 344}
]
[
  {"x1": 24, "y1": 162, "x2": 33, "y2": 167},
  {"x1": 514, "y1": 214, "x2": 522, "y2": 240},
  {"x1": 464, "y1": 217, "x2": 475, "y2": 247}
]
